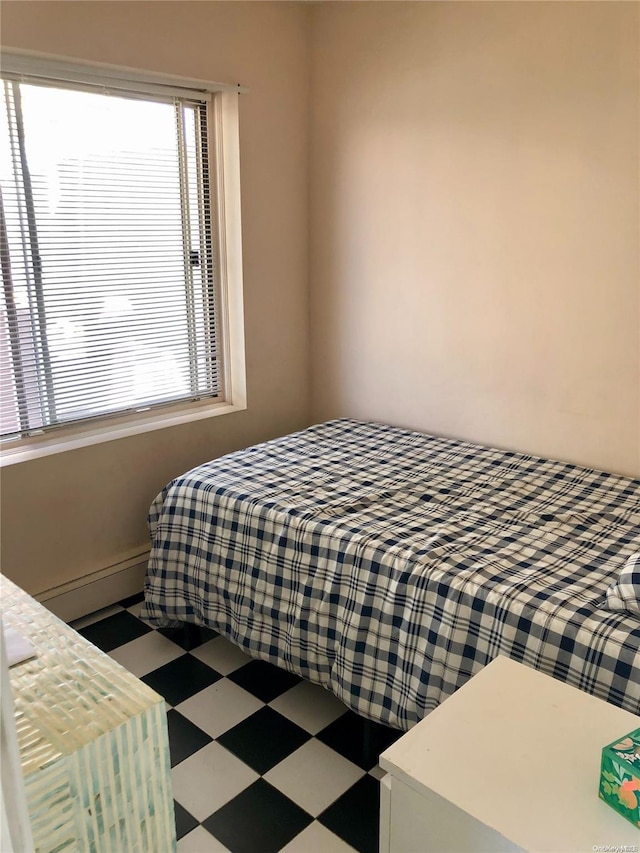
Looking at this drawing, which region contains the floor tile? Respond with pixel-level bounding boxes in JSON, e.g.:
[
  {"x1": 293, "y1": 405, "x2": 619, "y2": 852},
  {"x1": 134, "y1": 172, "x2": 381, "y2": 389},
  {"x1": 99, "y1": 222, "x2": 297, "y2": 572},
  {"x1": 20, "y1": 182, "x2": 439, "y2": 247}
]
[
  {"x1": 202, "y1": 779, "x2": 312, "y2": 853},
  {"x1": 269, "y1": 680, "x2": 349, "y2": 735},
  {"x1": 316, "y1": 710, "x2": 402, "y2": 771},
  {"x1": 126, "y1": 601, "x2": 144, "y2": 619},
  {"x1": 264, "y1": 739, "x2": 364, "y2": 817},
  {"x1": 368, "y1": 765, "x2": 386, "y2": 782},
  {"x1": 159, "y1": 623, "x2": 219, "y2": 651},
  {"x1": 217, "y1": 706, "x2": 311, "y2": 775},
  {"x1": 166, "y1": 709, "x2": 213, "y2": 767},
  {"x1": 176, "y1": 678, "x2": 263, "y2": 739},
  {"x1": 318, "y1": 775, "x2": 380, "y2": 853},
  {"x1": 190, "y1": 635, "x2": 253, "y2": 675},
  {"x1": 66, "y1": 601, "x2": 391, "y2": 853},
  {"x1": 281, "y1": 821, "x2": 357, "y2": 853},
  {"x1": 69, "y1": 604, "x2": 125, "y2": 632},
  {"x1": 174, "y1": 800, "x2": 199, "y2": 841},
  {"x1": 228, "y1": 658, "x2": 302, "y2": 703},
  {"x1": 108, "y1": 630, "x2": 184, "y2": 678},
  {"x1": 142, "y1": 654, "x2": 222, "y2": 706},
  {"x1": 178, "y1": 825, "x2": 231, "y2": 853},
  {"x1": 76, "y1": 610, "x2": 151, "y2": 652},
  {"x1": 171, "y1": 741, "x2": 258, "y2": 822}
]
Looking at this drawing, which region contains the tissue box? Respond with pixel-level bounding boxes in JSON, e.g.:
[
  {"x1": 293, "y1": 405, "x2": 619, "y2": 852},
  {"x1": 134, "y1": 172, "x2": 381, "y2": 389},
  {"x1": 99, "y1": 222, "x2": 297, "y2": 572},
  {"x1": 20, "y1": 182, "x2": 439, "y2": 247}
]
[{"x1": 599, "y1": 728, "x2": 640, "y2": 828}]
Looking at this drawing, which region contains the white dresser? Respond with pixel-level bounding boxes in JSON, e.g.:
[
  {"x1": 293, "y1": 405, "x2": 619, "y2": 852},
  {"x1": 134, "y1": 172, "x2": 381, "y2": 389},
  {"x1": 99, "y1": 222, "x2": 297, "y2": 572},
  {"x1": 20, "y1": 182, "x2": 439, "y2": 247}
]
[
  {"x1": 2, "y1": 575, "x2": 175, "y2": 852},
  {"x1": 379, "y1": 656, "x2": 640, "y2": 852}
]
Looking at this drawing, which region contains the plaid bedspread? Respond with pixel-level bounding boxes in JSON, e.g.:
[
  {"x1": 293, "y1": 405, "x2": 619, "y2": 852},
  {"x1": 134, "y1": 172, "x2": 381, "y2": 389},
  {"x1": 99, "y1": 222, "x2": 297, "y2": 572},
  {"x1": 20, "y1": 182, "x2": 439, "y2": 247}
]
[{"x1": 142, "y1": 419, "x2": 640, "y2": 729}]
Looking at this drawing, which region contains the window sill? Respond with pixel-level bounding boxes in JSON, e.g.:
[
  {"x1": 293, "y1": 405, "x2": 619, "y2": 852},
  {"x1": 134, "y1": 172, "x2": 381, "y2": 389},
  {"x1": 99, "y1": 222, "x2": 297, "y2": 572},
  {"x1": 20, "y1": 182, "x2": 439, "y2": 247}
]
[{"x1": 0, "y1": 398, "x2": 247, "y2": 467}]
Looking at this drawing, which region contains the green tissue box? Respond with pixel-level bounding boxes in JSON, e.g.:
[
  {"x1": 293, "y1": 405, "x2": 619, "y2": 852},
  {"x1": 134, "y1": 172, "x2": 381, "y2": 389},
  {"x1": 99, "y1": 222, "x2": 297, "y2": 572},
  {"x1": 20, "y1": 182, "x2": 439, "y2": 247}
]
[{"x1": 599, "y1": 727, "x2": 640, "y2": 829}]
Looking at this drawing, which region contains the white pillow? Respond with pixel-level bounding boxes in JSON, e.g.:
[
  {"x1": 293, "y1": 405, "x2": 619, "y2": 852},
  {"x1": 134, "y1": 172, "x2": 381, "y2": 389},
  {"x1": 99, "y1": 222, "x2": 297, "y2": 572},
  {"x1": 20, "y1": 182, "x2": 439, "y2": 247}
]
[{"x1": 605, "y1": 553, "x2": 640, "y2": 616}]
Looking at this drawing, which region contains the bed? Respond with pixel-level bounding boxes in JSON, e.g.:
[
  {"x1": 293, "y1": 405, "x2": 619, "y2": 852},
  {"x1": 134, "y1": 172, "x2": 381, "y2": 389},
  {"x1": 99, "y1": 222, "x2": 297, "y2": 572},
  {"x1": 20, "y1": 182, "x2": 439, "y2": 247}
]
[{"x1": 142, "y1": 419, "x2": 640, "y2": 730}]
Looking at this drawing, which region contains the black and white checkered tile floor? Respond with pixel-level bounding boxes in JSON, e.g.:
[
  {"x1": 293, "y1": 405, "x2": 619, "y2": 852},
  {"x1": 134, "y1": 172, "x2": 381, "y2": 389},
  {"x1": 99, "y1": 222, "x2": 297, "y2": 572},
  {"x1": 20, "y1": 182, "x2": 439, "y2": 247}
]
[{"x1": 70, "y1": 593, "x2": 403, "y2": 853}]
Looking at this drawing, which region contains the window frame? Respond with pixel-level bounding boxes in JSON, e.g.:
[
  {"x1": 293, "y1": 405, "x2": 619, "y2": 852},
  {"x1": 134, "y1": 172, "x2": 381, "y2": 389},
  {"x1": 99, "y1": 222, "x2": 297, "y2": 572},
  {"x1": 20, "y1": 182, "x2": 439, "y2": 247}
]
[{"x1": 0, "y1": 50, "x2": 247, "y2": 467}]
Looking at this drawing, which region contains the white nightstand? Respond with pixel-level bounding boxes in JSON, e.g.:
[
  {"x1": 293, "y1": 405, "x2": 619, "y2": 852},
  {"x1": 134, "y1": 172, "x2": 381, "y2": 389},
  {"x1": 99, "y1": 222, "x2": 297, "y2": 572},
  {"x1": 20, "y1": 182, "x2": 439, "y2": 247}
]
[{"x1": 379, "y1": 656, "x2": 640, "y2": 853}]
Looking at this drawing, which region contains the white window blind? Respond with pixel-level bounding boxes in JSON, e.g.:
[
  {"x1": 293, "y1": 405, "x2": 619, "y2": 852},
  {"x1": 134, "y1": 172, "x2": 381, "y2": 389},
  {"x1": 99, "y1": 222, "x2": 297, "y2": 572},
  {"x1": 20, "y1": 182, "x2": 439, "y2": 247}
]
[{"x1": 0, "y1": 72, "x2": 221, "y2": 441}]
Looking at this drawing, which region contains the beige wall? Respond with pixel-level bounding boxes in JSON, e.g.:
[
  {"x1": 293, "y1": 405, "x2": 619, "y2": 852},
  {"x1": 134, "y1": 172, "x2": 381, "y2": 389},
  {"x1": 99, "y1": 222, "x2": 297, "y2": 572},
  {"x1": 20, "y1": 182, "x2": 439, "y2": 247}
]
[
  {"x1": 309, "y1": 1, "x2": 640, "y2": 477},
  {"x1": 0, "y1": 1, "x2": 311, "y2": 595}
]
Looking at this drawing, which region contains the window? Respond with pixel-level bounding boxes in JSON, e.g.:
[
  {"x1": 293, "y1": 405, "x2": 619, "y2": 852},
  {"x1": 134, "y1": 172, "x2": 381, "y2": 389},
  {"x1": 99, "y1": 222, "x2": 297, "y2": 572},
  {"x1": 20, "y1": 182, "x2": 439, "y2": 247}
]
[{"x1": 0, "y1": 54, "x2": 245, "y2": 461}]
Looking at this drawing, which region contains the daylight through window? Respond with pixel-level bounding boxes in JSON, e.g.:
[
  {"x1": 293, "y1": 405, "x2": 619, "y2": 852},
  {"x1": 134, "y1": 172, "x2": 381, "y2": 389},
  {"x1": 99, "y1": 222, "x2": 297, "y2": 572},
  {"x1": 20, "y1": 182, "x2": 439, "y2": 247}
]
[{"x1": 1, "y1": 72, "x2": 222, "y2": 441}]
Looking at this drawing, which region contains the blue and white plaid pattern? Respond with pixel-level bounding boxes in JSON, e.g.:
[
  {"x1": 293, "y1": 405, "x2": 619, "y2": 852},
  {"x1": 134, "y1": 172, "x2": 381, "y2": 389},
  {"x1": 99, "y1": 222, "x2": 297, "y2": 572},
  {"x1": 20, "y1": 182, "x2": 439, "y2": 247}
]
[
  {"x1": 606, "y1": 553, "x2": 640, "y2": 616},
  {"x1": 142, "y1": 419, "x2": 640, "y2": 729}
]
